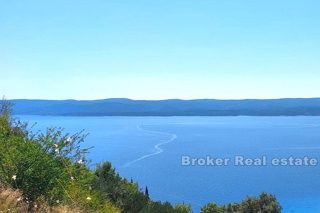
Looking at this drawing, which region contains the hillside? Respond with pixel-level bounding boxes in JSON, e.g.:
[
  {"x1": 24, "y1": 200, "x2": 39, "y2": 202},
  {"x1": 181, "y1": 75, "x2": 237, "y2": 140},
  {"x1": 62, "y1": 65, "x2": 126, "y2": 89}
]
[{"x1": 9, "y1": 98, "x2": 320, "y2": 116}]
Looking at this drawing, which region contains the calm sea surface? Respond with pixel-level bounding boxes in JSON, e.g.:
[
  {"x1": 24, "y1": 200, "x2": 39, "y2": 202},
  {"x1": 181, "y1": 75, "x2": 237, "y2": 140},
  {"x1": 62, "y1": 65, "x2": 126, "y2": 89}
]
[{"x1": 16, "y1": 115, "x2": 320, "y2": 212}]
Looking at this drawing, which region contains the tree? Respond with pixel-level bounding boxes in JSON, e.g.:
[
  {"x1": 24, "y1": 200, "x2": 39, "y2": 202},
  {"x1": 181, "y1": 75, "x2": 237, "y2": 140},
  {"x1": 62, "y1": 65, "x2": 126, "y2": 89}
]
[
  {"x1": 200, "y1": 203, "x2": 223, "y2": 213},
  {"x1": 175, "y1": 203, "x2": 193, "y2": 213},
  {"x1": 145, "y1": 186, "x2": 149, "y2": 197}
]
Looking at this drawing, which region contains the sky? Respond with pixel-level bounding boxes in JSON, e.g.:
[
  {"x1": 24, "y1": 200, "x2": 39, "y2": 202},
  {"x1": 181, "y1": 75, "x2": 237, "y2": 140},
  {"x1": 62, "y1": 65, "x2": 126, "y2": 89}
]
[{"x1": 0, "y1": 0, "x2": 320, "y2": 100}]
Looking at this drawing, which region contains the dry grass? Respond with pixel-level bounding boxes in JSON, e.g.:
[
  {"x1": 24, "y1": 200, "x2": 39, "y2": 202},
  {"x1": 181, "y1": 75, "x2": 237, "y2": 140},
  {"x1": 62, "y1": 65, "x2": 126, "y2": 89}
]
[
  {"x1": 0, "y1": 187, "x2": 83, "y2": 213},
  {"x1": 0, "y1": 187, "x2": 28, "y2": 212}
]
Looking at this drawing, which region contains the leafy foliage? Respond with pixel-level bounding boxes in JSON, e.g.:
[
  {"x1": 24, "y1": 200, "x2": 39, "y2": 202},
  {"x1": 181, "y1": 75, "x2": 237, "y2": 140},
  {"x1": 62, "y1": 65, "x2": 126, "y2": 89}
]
[
  {"x1": 200, "y1": 193, "x2": 281, "y2": 213},
  {"x1": 0, "y1": 101, "x2": 119, "y2": 211},
  {"x1": 92, "y1": 162, "x2": 192, "y2": 213},
  {"x1": 200, "y1": 203, "x2": 223, "y2": 213},
  {"x1": 92, "y1": 162, "x2": 148, "y2": 212}
]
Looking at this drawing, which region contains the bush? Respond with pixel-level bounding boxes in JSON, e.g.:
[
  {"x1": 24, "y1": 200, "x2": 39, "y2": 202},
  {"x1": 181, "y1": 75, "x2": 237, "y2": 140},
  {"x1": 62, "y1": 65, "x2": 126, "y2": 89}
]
[
  {"x1": 0, "y1": 101, "x2": 120, "y2": 212},
  {"x1": 200, "y1": 202, "x2": 223, "y2": 213},
  {"x1": 240, "y1": 193, "x2": 281, "y2": 213},
  {"x1": 175, "y1": 203, "x2": 192, "y2": 213},
  {"x1": 0, "y1": 115, "x2": 89, "y2": 203},
  {"x1": 92, "y1": 162, "x2": 149, "y2": 212},
  {"x1": 92, "y1": 162, "x2": 193, "y2": 213},
  {"x1": 200, "y1": 193, "x2": 281, "y2": 213}
]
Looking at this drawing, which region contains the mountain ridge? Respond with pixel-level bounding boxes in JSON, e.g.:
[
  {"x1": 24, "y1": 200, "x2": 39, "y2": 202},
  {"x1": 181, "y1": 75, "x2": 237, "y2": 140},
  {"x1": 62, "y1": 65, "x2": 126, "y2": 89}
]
[{"x1": 7, "y1": 98, "x2": 320, "y2": 116}]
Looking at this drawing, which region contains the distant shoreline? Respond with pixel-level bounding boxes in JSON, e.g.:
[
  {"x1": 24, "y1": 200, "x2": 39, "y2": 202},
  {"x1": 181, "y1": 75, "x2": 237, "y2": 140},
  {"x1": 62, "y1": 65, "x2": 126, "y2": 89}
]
[
  {"x1": 14, "y1": 114, "x2": 320, "y2": 117},
  {"x1": 7, "y1": 98, "x2": 320, "y2": 116}
]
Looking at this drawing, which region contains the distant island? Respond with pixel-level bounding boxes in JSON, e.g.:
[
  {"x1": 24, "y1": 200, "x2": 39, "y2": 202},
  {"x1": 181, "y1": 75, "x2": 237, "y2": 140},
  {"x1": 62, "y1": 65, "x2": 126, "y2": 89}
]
[{"x1": 6, "y1": 98, "x2": 320, "y2": 116}]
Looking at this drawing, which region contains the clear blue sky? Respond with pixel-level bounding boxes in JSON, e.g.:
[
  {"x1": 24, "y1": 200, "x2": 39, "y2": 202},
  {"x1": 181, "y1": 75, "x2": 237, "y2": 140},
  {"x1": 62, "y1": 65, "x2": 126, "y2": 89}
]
[{"x1": 1, "y1": 0, "x2": 319, "y2": 100}]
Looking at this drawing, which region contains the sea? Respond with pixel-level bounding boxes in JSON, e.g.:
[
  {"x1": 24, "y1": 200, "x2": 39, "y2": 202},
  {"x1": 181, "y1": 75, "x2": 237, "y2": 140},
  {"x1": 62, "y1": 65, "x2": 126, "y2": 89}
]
[{"x1": 16, "y1": 115, "x2": 320, "y2": 212}]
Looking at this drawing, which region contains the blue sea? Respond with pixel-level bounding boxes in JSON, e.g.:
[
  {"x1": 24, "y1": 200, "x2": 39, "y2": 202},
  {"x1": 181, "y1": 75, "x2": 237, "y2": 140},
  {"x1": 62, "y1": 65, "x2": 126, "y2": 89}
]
[{"x1": 16, "y1": 116, "x2": 320, "y2": 212}]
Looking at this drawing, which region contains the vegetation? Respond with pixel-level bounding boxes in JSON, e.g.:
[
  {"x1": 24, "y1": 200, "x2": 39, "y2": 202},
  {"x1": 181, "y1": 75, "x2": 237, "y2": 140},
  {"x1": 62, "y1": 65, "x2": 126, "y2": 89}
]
[
  {"x1": 200, "y1": 193, "x2": 281, "y2": 213},
  {"x1": 0, "y1": 100, "x2": 281, "y2": 212}
]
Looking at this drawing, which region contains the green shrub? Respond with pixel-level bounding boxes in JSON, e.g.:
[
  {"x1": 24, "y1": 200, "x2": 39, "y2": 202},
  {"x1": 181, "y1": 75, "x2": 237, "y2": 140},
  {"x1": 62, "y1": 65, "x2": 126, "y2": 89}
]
[
  {"x1": 0, "y1": 116, "x2": 90, "y2": 203},
  {"x1": 92, "y1": 162, "x2": 149, "y2": 212},
  {"x1": 200, "y1": 193, "x2": 281, "y2": 213},
  {"x1": 200, "y1": 202, "x2": 223, "y2": 213},
  {"x1": 239, "y1": 192, "x2": 281, "y2": 213},
  {"x1": 175, "y1": 203, "x2": 192, "y2": 213},
  {"x1": 0, "y1": 101, "x2": 121, "y2": 212}
]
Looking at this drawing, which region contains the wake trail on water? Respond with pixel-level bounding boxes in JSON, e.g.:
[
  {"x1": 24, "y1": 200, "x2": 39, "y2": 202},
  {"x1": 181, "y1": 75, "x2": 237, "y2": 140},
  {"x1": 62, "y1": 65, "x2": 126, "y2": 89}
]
[{"x1": 123, "y1": 125, "x2": 177, "y2": 167}]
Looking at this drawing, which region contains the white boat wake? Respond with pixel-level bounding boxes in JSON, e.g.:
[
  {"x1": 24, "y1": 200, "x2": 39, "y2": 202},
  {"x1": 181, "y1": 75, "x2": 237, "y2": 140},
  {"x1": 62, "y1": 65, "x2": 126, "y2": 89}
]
[{"x1": 123, "y1": 125, "x2": 177, "y2": 167}]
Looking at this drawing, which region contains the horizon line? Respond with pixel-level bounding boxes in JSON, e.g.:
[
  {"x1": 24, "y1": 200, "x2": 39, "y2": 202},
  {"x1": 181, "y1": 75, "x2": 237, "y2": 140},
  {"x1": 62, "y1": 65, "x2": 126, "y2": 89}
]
[{"x1": 7, "y1": 97, "x2": 320, "y2": 102}]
